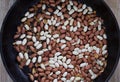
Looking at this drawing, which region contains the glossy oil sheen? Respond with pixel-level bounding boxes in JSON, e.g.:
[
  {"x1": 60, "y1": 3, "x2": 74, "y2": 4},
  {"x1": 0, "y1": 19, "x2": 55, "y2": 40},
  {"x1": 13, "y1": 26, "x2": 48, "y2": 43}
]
[{"x1": 0, "y1": 0, "x2": 120, "y2": 82}]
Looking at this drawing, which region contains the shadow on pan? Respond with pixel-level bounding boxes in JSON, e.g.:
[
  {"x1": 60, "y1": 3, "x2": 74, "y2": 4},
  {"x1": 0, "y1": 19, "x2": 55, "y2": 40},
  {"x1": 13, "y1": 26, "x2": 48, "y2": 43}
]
[{"x1": 0, "y1": 0, "x2": 120, "y2": 82}]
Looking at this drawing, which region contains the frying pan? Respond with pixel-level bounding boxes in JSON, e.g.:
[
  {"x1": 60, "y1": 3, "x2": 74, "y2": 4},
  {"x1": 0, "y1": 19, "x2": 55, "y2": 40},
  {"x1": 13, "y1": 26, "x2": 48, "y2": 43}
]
[{"x1": 0, "y1": 0, "x2": 120, "y2": 82}]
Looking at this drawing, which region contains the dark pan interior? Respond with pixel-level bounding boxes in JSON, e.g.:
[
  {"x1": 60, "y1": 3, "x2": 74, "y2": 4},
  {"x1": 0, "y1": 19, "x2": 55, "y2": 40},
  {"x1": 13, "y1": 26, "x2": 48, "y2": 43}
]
[{"x1": 0, "y1": 0, "x2": 120, "y2": 82}]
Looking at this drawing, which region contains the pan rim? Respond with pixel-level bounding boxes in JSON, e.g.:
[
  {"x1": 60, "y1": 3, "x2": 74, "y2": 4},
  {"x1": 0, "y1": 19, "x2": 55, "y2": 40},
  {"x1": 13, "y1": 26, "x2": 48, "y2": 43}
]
[
  {"x1": 0, "y1": 1, "x2": 18, "y2": 82},
  {"x1": 101, "y1": 0, "x2": 120, "y2": 82}
]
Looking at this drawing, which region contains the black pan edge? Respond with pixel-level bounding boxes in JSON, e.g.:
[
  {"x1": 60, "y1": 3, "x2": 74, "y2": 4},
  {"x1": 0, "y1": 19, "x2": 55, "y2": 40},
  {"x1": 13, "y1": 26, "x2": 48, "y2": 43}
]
[
  {"x1": 102, "y1": 0, "x2": 120, "y2": 82},
  {"x1": 0, "y1": 1, "x2": 18, "y2": 82}
]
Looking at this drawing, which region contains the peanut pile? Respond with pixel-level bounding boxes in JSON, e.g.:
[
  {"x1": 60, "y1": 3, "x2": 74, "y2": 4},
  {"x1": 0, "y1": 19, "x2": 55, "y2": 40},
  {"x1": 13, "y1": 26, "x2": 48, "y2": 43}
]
[{"x1": 13, "y1": 0, "x2": 108, "y2": 82}]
